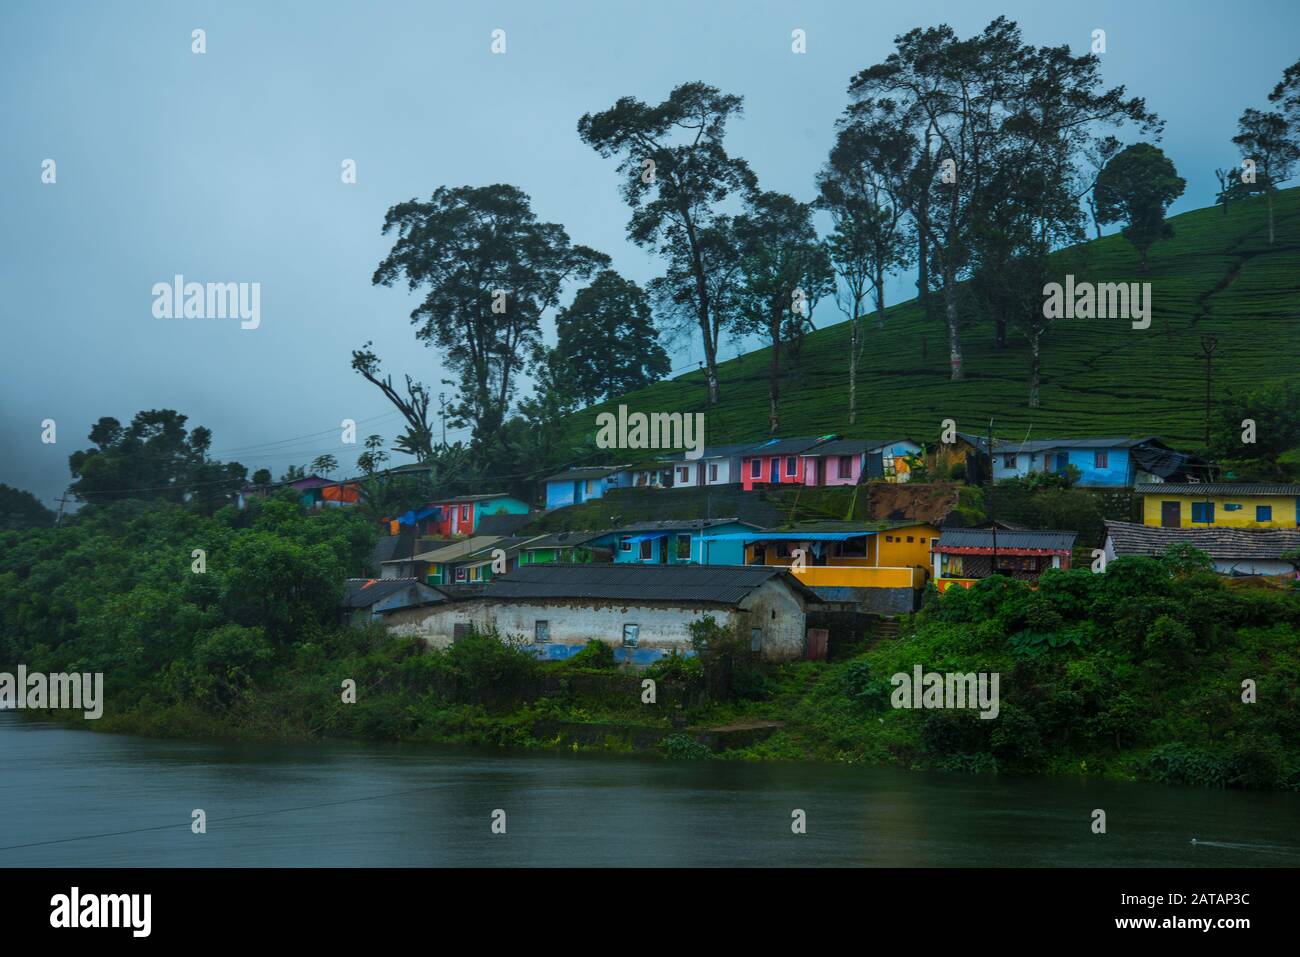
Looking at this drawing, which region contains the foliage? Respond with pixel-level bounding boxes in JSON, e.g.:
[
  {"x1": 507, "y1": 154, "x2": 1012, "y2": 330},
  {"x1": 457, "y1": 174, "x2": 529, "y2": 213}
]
[
  {"x1": 1094, "y1": 143, "x2": 1186, "y2": 271},
  {"x1": 565, "y1": 639, "x2": 618, "y2": 671},
  {"x1": 555, "y1": 270, "x2": 670, "y2": 405},
  {"x1": 659, "y1": 733, "x2": 711, "y2": 760},
  {"x1": 0, "y1": 484, "x2": 56, "y2": 530}
]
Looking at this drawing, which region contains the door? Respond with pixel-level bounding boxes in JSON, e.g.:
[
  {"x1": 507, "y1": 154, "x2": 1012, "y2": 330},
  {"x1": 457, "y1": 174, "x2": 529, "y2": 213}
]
[
  {"x1": 769, "y1": 458, "x2": 779, "y2": 483},
  {"x1": 1160, "y1": 501, "x2": 1180, "y2": 527}
]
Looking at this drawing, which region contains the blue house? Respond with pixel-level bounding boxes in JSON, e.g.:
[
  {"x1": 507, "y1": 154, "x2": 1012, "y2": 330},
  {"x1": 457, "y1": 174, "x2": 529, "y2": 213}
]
[
  {"x1": 542, "y1": 464, "x2": 632, "y2": 510},
  {"x1": 991, "y1": 436, "x2": 1209, "y2": 488},
  {"x1": 602, "y1": 519, "x2": 761, "y2": 565}
]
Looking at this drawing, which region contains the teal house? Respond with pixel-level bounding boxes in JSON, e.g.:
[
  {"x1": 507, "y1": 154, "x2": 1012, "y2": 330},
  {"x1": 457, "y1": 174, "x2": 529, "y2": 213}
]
[{"x1": 606, "y1": 519, "x2": 761, "y2": 565}]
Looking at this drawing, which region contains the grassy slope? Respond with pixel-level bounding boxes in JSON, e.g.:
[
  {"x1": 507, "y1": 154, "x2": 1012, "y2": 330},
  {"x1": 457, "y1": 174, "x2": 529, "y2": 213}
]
[{"x1": 562, "y1": 188, "x2": 1300, "y2": 452}]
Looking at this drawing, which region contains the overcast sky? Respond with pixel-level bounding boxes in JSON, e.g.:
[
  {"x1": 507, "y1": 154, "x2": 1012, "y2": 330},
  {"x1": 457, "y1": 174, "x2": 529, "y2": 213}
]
[{"x1": 3, "y1": 0, "x2": 1296, "y2": 508}]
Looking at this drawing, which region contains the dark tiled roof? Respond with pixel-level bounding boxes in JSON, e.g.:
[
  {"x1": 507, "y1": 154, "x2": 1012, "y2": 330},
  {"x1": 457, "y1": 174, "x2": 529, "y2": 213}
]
[
  {"x1": 935, "y1": 528, "x2": 1077, "y2": 553},
  {"x1": 996, "y1": 436, "x2": 1159, "y2": 453},
  {"x1": 475, "y1": 513, "x2": 533, "y2": 536},
  {"x1": 612, "y1": 518, "x2": 753, "y2": 534},
  {"x1": 481, "y1": 563, "x2": 818, "y2": 605},
  {"x1": 342, "y1": 578, "x2": 446, "y2": 609},
  {"x1": 660, "y1": 442, "x2": 767, "y2": 462},
  {"x1": 542, "y1": 465, "x2": 630, "y2": 483},
  {"x1": 520, "y1": 530, "x2": 614, "y2": 550},
  {"x1": 743, "y1": 436, "x2": 834, "y2": 457},
  {"x1": 1138, "y1": 483, "x2": 1300, "y2": 496},
  {"x1": 805, "y1": 438, "x2": 911, "y2": 456},
  {"x1": 1105, "y1": 521, "x2": 1300, "y2": 561}
]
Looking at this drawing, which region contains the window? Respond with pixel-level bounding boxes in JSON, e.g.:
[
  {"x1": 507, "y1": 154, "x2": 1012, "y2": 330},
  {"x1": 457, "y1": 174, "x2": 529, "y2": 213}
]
[
  {"x1": 1094, "y1": 450, "x2": 1109, "y2": 469},
  {"x1": 1191, "y1": 502, "x2": 1215, "y2": 524},
  {"x1": 676, "y1": 533, "x2": 692, "y2": 561},
  {"x1": 709, "y1": 463, "x2": 718, "y2": 482},
  {"x1": 1003, "y1": 455, "x2": 1017, "y2": 469},
  {"x1": 838, "y1": 455, "x2": 852, "y2": 477},
  {"x1": 750, "y1": 628, "x2": 762, "y2": 652},
  {"x1": 535, "y1": 620, "x2": 550, "y2": 643},
  {"x1": 619, "y1": 536, "x2": 632, "y2": 553},
  {"x1": 906, "y1": 536, "x2": 914, "y2": 543},
  {"x1": 639, "y1": 539, "x2": 653, "y2": 561},
  {"x1": 1043, "y1": 454, "x2": 1053, "y2": 472},
  {"x1": 461, "y1": 505, "x2": 471, "y2": 522},
  {"x1": 1257, "y1": 505, "x2": 1273, "y2": 522},
  {"x1": 454, "y1": 566, "x2": 467, "y2": 583},
  {"x1": 885, "y1": 535, "x2": 894, "y2": 542},
  {"x1": 1224, "y1": 503, "x2": 1242, "y2": 511},
  {"x1": 785, "y1": 456, "x2": 797, "y2": 476},
  {"x1": 622, "y1": 624, "x2": 639, "y2": 647},
  {"x1": 775, "y1": 542, "x2": 790, "y2": 558},
  {"x1": 750, "y1": 459, "x2": 761, "y2": 479},
  {"x1": 677, "y1": 467, "x2": 689, "y2": 483}
]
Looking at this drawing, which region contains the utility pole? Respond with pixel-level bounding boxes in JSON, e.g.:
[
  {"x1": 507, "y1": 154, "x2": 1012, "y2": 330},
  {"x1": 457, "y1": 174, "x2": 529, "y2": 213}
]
[
  {"x1": 1198, "y1": 334, "x2": 1220, "y2": 448},
  {"x1": 437, "y1": 392, "x2": 447, "y2": 449},
  {"x1": 55, "y1": 487, "x2": 72, "y2": 526},
  {"x1": 986, "y1": 418, "x2": 997, "y2": 577}
]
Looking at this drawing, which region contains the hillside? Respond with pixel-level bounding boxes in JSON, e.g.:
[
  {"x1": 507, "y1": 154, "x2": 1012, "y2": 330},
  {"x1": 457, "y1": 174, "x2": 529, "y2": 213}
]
[{"x1": 560, "y1": 188, "x2": 1300, "y2": 454}]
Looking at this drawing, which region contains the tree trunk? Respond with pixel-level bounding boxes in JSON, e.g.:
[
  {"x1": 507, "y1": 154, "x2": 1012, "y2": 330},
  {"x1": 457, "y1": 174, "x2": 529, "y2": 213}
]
[
  {"x1": 768, "y1": 311, "x2": 781, "y2": 434},
  {"x1": 1268, "y1": 190, "x2": 1275, "y2": 244},
  {"x1": 916, "y1": 200, "x2": 929, "y2": 306},
  {"x1": 1139, "y1": 247, "x2": 1148, "y2": 273},
  {"x1": 943, "y1": 268, "x2": 964, "y2": 381},
  {"x1": 1088, "y1": 195, "x2": 1101, "y2": 239},
  {"x1": 848, "y1": 301, "x2": 859, "y2": 425},
  {"x1": 1029, "y1": 330, "x2": 1041, "y2": 408},
  {"x1": 995, "y1": 316, "x2": 1006, "y2": 350},
  {"x1": 875, "y1": 263, "x2": 886, "y2": 328}
]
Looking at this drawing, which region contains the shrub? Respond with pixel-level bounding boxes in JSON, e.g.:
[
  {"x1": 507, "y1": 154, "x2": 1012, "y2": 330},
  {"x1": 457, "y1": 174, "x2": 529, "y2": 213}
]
[
  {"x1": 566, "y1": 639, "x2": 618, "y2": 670},
  {"x1": 1144, "y1": 744, "x2": 1227, "y2": 788},
  {"x1": 660, "y1": 733, "x2": 711, "y2": 760}
]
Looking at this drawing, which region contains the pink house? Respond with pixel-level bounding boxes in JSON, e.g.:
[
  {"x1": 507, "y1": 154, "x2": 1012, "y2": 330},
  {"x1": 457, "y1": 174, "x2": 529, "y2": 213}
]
[
  {"x1": 740, "y1": 437, "x2": 834, "y2": 491},
  {"x1": 800, "y1": 438, "x2": 924, "y2": 486}
]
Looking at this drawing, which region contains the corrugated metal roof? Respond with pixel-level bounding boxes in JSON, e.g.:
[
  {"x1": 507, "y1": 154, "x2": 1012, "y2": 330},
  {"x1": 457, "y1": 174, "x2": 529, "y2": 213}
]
[
  {"x1": 1105, "y1": 521, "x2": 1300, "y2": 561},
  {"x1": 804, "y1": 438, "x2": 911, "y2": 456},
  {"x1": 935, "y1": 528, "x2": 1077, "y2": 552},
  {"x1": 742, "y1": 436, "x2": 834, "y2": 456},
  {"x1": 996, "y1": 436, "x2": 1159, "y2": 453},
  {"x1": 1137, "y1": 483, "x2": 1300, "y2": 496},
  {"x1": 342, "y1": 578, "x2": 447, "y2": 609},
  {"x1": 542, "y1": 464, "x2": 631, "y2": 483},
  {"x1": 481, "y1": 563, "x2": 817, "y2": 605}
]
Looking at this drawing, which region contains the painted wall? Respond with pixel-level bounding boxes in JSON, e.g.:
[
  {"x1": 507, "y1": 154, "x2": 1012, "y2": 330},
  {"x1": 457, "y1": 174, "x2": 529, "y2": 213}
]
[
  {"x1": 994, "y1": 446, "x2": 1133, "y2": 487},
  {"x1": 544, "y1": 472, "x2": 632, "y2": 510},
  {"x1": 393, "y1": 584, "x2": 808, "y2": 663},
  {"x1": 613, "y1": 521, "x2": 754, "y2": 565},
  {"x1": 1142, "y1": 494, "x2": 1299, "y2": 529},
  {"x1": 740, "y1": 453, "x2": 804, "y2": 490},
  {"x1": 801, "y1": 452, "x2": 862, "y2": 487}
]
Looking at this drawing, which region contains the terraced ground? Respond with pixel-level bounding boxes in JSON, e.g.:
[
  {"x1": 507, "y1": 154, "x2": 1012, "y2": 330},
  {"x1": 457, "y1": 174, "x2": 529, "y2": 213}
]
[{"x1": 558, "y1": 188, "x2": 1300, "y2": 455}]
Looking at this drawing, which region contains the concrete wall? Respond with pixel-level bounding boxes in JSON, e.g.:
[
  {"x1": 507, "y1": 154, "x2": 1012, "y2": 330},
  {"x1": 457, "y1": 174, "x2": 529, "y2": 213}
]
[{"x1": 387, "y1": 586, "x2": 809, "y2": 664}]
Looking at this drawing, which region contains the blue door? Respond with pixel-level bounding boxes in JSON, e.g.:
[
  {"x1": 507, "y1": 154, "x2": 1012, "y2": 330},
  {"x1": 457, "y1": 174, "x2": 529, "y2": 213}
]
[{"x1": 769, "y1": 458, "x2": 779, "y2": 483}]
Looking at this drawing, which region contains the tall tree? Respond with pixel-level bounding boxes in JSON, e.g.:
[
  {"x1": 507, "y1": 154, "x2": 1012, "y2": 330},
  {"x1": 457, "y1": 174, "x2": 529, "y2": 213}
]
[
  {"x1": 578, "y1": 82, "x2": 756, "y2": 404},
  {"x1": 1232, "y1": 108, "x2": 1298, "y2": 245},
  {"x1": 372, "y1": 184, "x2": 607, "y2": 444},
  {"x1": 817, "y1": 120, "x2": 912, "y2": 424},
  {"x1": 731, "y1": 191, "x2": 834, "y2": 434},
  {"x1": 67, "y1": 410, "x2": 246, "y2": 509},
  {"x1": 555, "y1": 270, "x2": 671, "y2": 405},
  {"x1": 1094, "y1": 143, "x2": 1186, "y2": 271},
  {"x1": 847, "y1": 18, "x2": 1157, "y2": 379},
  {"x1": 350, "y1": 343, "x2": 435, "y2": 461},
  {"x1": 0, "y1": 484, "x2": 57, "y2": 530}
]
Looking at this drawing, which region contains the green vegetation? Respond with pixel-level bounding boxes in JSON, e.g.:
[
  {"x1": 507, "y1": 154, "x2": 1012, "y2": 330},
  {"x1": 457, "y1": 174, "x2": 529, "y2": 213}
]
[
  {"x1": 4, "y1": 497, "x2": 1296, "y2": 789},
  {"x1": 559, "y1": 187, "x2": 1300, "y2": 454}
]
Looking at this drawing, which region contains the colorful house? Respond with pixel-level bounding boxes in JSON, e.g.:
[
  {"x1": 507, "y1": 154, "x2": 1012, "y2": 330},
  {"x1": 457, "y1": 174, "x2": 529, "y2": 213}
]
[
  {"x1": 799, "y1": 438, "x2": 922, "y2": 486},
  {"x1": 542, "y1": 465, "x2": 632, "y2": 510},
  {"x1": 341, "y1": 577, "x2": 449, "y2": 627},
  {"x1": 517, "y1": 530, "x2": 615, "y2": 566},
  {"x1": 740, "y1": 437, "x2": 835, "y2": 490},
  {"x1": 239, "y1": 475, "x2": 360, "y2": 509},
  {"x1": 657, "y1": 443, "x2": 763, "y2": 488},
  {"x1": 931, "y1": 527, "x2": 1077, "y2": 591},
  {"x1": 1103, "y1": 520, "x2": 1300, "y2": 578},
  {"x1": 695, "y1": 520, "x2": 940, "y2": 613},
  {"x1": 423, "y1": 493, "x2": 530, "y2": 537},
  {"x1": 991, "y1": 436, "x2": 1209, "y2": 488},
  {"x1": 1139, "y1": 483, "x2": 1300, "y2": 529},
  {"x1": 389, "y1": 535, "x2": 502, "y2": 586},
  {"x1": 607, "y1": 519, "x2": 762, "y2": 566}
]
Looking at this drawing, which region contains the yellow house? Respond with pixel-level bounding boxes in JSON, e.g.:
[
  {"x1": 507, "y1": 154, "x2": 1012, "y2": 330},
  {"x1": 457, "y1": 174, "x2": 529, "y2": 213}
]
[
  {"x1": 1141, "y1": 484, "x2": 1300, "y2": 530},
  {"x1": 737, "y1": 521, "x2": 940, "y2": 590}
]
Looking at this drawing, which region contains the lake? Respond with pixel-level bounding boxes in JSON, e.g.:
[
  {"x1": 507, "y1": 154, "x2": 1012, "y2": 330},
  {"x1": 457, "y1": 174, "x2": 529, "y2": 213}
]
[{"x1": 1, "y1": 712, "x2": 1296, "y2": 867}]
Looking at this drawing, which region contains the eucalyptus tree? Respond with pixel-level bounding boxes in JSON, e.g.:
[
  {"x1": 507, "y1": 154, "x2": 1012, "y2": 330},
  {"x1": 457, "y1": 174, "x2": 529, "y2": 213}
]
[
  {"x1": 371, "y1": 184, "x2": 608, "y2": 445},
  {"x1": 578, "y1": 82, "x2": 756, "y2": 404}
]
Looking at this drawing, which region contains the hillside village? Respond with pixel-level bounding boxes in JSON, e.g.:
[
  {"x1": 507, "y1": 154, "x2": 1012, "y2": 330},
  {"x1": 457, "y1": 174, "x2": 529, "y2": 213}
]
[{"x1": 241, "y1": 431, "x2": 1300, "y2": 666}]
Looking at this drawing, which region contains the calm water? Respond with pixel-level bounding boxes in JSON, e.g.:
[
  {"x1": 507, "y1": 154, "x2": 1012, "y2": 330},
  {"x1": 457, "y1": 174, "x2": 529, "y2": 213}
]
[{"x1": 1, "y1": 712, "x2": 1296, "y2": 867}]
